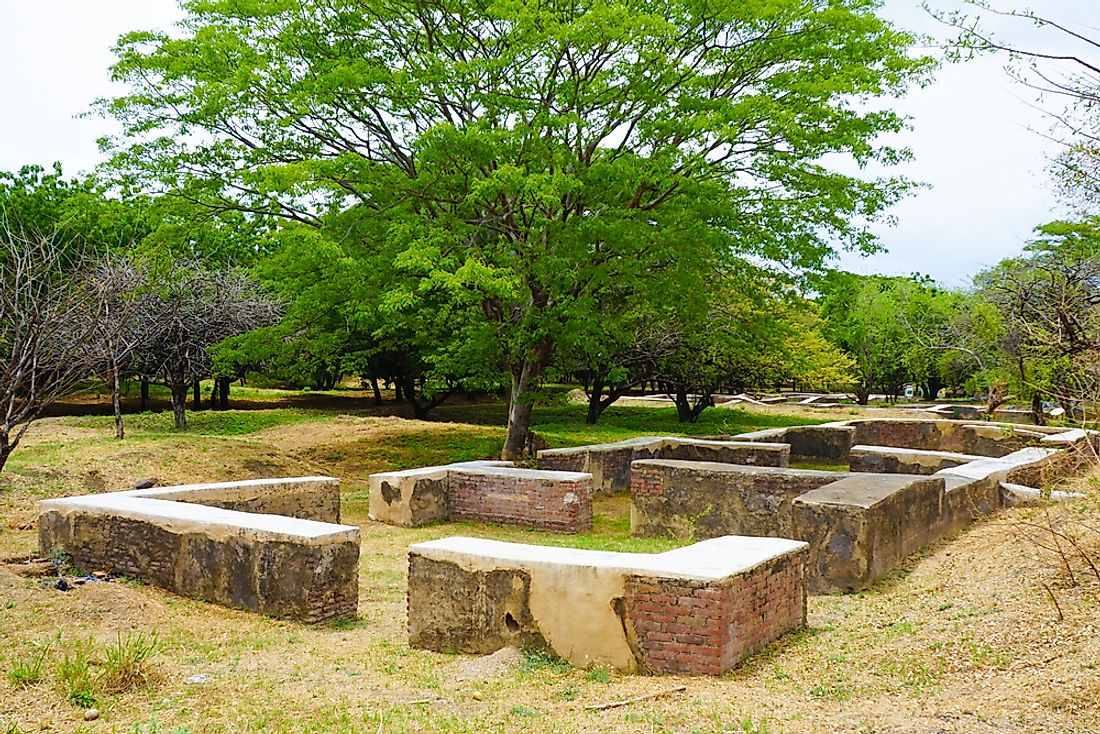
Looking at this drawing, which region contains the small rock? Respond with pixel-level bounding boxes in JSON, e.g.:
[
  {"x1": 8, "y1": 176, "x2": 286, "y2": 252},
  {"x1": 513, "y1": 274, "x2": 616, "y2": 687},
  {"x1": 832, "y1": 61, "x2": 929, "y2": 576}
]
[
  {"x1": 39, "y1": 722, "x2": 51, "y2": 730},
  {"x1": 185, "y1": 673, "x2": 208, "y2": 685},
  {"x1": 132, "y1": 478, "x2": 158, "y2": 490},
  {"x1": 92, "y1": 571, "x2": 108, "y2": 579},
  {"x1": 471, "y1": 689, "x2": 483, "y2": 701},
  {"x1": 83, "y1": 708, "x2": 99, "y2": 722},
  {"x1": 72, "y1": 577, "x2": 86, "y2": 585}
]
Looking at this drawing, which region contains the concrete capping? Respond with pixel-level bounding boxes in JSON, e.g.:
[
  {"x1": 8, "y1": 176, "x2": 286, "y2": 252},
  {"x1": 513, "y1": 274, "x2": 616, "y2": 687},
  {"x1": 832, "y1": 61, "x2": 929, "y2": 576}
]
[
  {"x1": 38, "y1": 494, "x2": 358, "y2": 545},
  {"x1": 407, "y1": 535, "x2": 808, "y2": 674},
  {"x1": 934, "y1": 447, "x2": 1059, "y2": 482},
  {"x1": 410, "y1": 534, "x2": 807, "y2": 582}
]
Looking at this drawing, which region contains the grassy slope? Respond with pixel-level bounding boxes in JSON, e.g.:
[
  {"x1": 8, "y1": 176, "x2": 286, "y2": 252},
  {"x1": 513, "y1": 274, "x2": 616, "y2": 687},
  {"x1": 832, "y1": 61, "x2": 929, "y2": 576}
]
[{"x1": 0, "y1": 395, "x2": 1097, "y2": 733}]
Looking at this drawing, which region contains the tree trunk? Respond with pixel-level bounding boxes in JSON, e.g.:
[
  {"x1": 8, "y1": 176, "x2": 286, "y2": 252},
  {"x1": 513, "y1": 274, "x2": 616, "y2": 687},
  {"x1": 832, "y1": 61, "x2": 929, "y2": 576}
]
[
  {"x1": 856, "y1": 384, "x2": 870, "y2": 406},
  {"x1": 0, "y1": 435, "x2": 11, "y2": 474},
  {"x1": 673, "y1": 387, "x2": 694, "y2": 423},
  {"x1": 586, "y1": 378, "x2": 605, "y2": 425},
  {"x1": 110, "y1": 360, "x2": 124, "y2": 440},
  {"x1": 192, "y1": 380, "x2": 202, "y2": 411},
  {"x1": 217, "y1": 376, "x2": 231, "y2": 410},
  {"x1": 501, "y1": 342, "x2": 554, "y2": 460},
  {"x1": 171, "y1": 384, "x2": 189, "y2": 429},
  {"x1": 925, "y1": 377, "x2": 944, "y2": 402},
  {"x1": 370, "y1": 376, "x2": 383, "y2": 406},
  {"x1": 1031, "y1": 391, "x2": 1046, "y2": 426},
  {"x1": 140, "y1": 377, "x2": 150, "y2": 411}
]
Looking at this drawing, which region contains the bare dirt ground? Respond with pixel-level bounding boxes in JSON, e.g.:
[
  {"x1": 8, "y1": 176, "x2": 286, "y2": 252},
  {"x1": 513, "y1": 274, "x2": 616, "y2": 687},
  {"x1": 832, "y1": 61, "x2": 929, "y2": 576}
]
[{"x1": 1, "y1": 412, "x2": 1098, "y2": 733}]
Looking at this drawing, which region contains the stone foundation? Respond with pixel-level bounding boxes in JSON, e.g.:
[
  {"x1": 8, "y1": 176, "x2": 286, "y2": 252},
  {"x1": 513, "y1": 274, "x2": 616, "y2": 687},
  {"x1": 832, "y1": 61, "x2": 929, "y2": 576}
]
[
  {"x1": 792, "y1": 474, "x2": 945, "y2": 593},
  {"x1": 38, "y1": 477, "x2": 358, "y2": 623},
  {"x1": 407, "y1": 535, "x2": 807, "y2": 675},
  {"x1": 538, "y1": 436, "x2": 790, "y2": 494},
  {"x1": 631, "y1": 460, "x2": 843, "y2": 539},
  {"x1": 848, "y1": 445, "x2": 982, "y2": 475}
]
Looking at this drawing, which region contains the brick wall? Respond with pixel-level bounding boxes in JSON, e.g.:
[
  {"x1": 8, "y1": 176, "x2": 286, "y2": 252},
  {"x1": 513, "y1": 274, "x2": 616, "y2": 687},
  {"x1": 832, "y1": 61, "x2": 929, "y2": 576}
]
[
  {"x1": 537, "y1": 453, "x2": 587, "y2": 473},
  {"x1": 625, "y1": 552, "x2": 806, "y2": 675},
  {"x1": 447, "y1": 470, "x2": 592, "y2": 533},
  {"x1": 630, "y1": 463, "x2": 664, "y2": 497}
]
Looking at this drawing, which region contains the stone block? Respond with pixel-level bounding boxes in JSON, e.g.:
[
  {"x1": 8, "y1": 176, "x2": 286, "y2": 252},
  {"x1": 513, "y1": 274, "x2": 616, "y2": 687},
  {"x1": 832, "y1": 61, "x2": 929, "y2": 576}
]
[
  {"x1": 784, "y1": 425, "x2": 855, "y2": 460},
  {"x1": 792, "y1": 474, "x2": 945, "y2": 593},
  {"x1": 369, "y1": 462, "x2": 593, "y2": 533},
  {"x1": 849, "y1": 445, "x2": 982, "y2": 475},
  {"x1": 538, "y1": 437, "x2": 789, "y2": 495}
]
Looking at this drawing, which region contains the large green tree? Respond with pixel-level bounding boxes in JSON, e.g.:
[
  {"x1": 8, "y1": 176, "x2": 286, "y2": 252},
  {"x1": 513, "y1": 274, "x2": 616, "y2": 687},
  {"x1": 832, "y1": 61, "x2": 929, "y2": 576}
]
[{"x1": 103, "y1": 0, "x2": 930, "y2": 457}]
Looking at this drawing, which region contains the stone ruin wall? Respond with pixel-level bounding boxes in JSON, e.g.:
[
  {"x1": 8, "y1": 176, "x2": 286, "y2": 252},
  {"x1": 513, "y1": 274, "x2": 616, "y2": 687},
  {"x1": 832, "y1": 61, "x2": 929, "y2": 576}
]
[{"x1": 38, "y1": 477, "x2": 359, "y2": 623}]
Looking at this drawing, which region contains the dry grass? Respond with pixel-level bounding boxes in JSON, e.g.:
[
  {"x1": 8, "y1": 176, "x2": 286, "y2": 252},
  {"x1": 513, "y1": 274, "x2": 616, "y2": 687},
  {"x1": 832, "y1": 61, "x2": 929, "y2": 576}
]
[{"x1": 1, "y1": 411, "x2": 1098, "y2": 733}]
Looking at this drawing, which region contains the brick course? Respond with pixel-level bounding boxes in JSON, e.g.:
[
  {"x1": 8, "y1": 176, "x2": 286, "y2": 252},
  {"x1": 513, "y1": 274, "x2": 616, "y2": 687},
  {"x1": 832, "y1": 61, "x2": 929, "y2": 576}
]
[
  {"x1": 447, "y1": 470, "x2": 592, "y2": 533},
  {"x1": 625, "y1": 553, "x2": 806, "y2": 675}
]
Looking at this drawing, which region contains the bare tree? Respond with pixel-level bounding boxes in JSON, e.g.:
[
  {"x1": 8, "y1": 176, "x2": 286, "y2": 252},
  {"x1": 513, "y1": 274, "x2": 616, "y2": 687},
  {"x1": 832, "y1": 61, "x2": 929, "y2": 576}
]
[
  {"x1": 0, "y1": 228, "x2": 113, "y2": 473},
  {"x1": 935, "y1": 3, "x2": 1100, "y2": 211},
  {"x1": 137, "y1": 265, "x2": 282, "y2": 429},
  {"x1": 81, "y1": 258, "x2": 152, "y2": 439}
]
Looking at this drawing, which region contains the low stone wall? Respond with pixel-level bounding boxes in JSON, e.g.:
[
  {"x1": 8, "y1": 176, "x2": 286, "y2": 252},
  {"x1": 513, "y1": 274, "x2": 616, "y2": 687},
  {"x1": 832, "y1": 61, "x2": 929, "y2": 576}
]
[
  {"x1": 538, "y1": 436, "x2": 790, "y2": 494},
  {"x1": 38, "y1": 477, "x2": 358, "y2": 623},
  {"x1": 735, "y1": 418, "x2": 1093, "y2": 463},
  {"x1": 792, "y1": 474, "x2": 945, "y2": 593},
  {"x1": 407, "y1": 535, "x2": 807, "y2": 675},
  {"x1": 849, "y1": 445, "x2": 982, "y2": 475},
  {"x1": 784, "y1": 424, "x2": 855, "y2": 460},
  {"x1": 631, "y1": 460, "x2": 843, "y2": 539},
  {"x1": 369, "y1": 462, "x2": 592, "y2": 533}
]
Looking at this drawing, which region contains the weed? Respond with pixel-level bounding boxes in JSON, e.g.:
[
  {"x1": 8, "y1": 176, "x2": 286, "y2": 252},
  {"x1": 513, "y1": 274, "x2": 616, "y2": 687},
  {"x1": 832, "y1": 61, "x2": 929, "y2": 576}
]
[
  {"x1": 55, "y1": 638, "x2": 98, "y2": 707},
  {"x1": 509, "y1": 706, "x2": 540, "y2": 718},
  {"x1": 520, "y1": 648, "x2": 570, "y2": 674},
  {"x1": 734, "y1": 717, "x2": 773, "y2": 734},
  {"x1": 583, "y1": 667, "x2": 612, "y2": 683},
  {"x1": 555, "y1": 685, "x2": 577, "y2": 701},
  {"x1": 101, "y1": 630, "x2": 161, "y2": 693},
  {"x1": 7, "y1": 640, "x2": 51, "y2": 687},
  {"x1": 3, "y1": 721, "x2": 20, "y2": 734}
]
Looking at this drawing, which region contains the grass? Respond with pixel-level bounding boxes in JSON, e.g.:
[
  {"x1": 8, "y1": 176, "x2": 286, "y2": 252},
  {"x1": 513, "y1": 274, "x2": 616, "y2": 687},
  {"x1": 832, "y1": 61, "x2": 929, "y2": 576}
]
[
  {"x1": 100, "y1": 630, "x2": 161, "y2": 694},
  {"x1": 7, "y1": 641, "x2": 50, "y2": 688},
  {"x1": 64, "y1": 408, "x2": 325, "y2": 437},
  {"x1": 55, "y1": 637, "x2": 98, "y2": 707},
  {"x1": 2, "y1": 395, "x2": 1099, "y2": 732}
]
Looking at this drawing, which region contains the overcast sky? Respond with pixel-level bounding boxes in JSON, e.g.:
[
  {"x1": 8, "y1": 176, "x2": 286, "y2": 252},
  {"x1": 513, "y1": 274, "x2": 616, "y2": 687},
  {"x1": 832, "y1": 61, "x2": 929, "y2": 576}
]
[{"x1": 0, "y1": 1, "x2": 1095, "y2": 285}]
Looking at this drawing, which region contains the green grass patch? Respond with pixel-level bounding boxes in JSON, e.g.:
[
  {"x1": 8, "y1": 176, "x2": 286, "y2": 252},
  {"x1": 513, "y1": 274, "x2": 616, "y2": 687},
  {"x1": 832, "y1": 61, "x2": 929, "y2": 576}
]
[{"x1": 64, "y1": 409, "x2": 325, "y2": 437}]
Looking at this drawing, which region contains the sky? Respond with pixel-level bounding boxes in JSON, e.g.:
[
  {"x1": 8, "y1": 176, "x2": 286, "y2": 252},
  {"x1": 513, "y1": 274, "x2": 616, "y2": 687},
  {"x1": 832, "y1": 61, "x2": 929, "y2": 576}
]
[{"x1": 0, "y1": 0, "x2": 1095, "y2": 286}]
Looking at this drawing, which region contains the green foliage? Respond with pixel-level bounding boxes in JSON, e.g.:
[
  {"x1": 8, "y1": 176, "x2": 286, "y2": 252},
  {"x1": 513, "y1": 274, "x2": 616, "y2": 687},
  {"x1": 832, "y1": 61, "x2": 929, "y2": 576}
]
[
  {"x1": 520, "y1": 649, "x2": 571, "y2": 675},
  {"x1": 974, "y1": 217, "x2": 1100, "y2": 418},
  {"x1": 102, "y1": 0, "x2": 933, "y2": 453}
]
